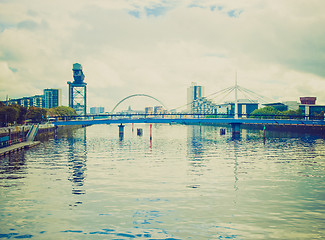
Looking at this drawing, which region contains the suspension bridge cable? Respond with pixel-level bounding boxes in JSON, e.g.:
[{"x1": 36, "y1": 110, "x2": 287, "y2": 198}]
[
  {"x1": 208, "y1": 87, "x2": 235, "y2": 104},
  {"x1": 170, "y1": 84, "x2": 280, "y2": 112},
  {"x1": 211, "y1": 87, "x2": 235, "y2": 105},
  {"x1": 238, "y1": 85, "x2": 276, "y2": 103},
  {"x1": 237, "y1": 88, "x2": 257, "y2": 103},
  {"x1": 170, "y1": 86, "x2": 235, "y2": 111},
  {"x1": 237, "y1": 86, "x2": 264, "y2": 102},
  {"x1": 205, "y1": 86, "x2": 234, "y2": 98},
  {"x1": 238, "y1": 88, "x2": 269, "y2": 104},
  {"x1": 238, "y1": 86, "x2": 299, "y2": 111}
]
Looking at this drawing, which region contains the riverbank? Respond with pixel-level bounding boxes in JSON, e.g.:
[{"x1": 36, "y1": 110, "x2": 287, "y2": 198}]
[
  {"x1": 243, "y1": 123, "x2": 325, "y2": 136},
  {"x1": 0, "y1": 124, "x2": 82, "y2": 158},
  {"x1": 186, "y1": 121, "x2": 325, "y2": 136}
]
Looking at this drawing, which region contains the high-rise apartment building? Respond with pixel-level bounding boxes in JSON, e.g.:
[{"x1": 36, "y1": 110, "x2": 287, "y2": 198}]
[
  {"x1": 187, "y1": 82, "x2": 204, "y2": 113},
  {"x1": 44, "y1": 89, "x2": 62, "y2": 109},
  {"x1": 5, "y1": 92, "x2": 54, "y2": 108},
  {"x1": 31, "y1": 95, "x2": 44, "y2": 108}
]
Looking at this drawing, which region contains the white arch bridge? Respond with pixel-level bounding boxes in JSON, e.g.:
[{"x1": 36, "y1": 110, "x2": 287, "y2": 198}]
[{"x1": 111, "y1": 93, "x2": 168, "y2": 113}]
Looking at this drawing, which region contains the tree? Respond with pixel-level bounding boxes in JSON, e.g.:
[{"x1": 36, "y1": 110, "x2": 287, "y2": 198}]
[
  {"x1": 8, "y1": 104, "x2": 28, "y2": 124},
  {"x1": 17, "y1": 105, "x2": 28, "y2": 124},
  {"x1": 0, "y1": 105, "x2": 19, "y2": 126},
  {"x1": 281, "y1": 109, "x2": 303, "y2": 119},
  {"x1": 250, "y1": 107, "x2": 303, "y2": 119},
  {"x1": 250, "y1": 107, "x2": 281, "y2": 119},
  {"x1": 26, "y1": 106, "x2": 47, "y2": 123},
  {"x1": 47, "y1": 106, "x2": 77, "y2": 117},
  {"x1": 311, "y1": 110, "x2": 324, "y2": 120}
]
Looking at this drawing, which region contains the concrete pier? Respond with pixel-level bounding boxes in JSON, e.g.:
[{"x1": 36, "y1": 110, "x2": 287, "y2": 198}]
[
  {"x1": 231, "y1": 123, "x2": 241, "y2": 136},
  {"x1": 118, "y1": 124, "x2": 125, "y2": 140},
  {"x1": 0, "y1": 141, "x2": 40, "y2": 157}
]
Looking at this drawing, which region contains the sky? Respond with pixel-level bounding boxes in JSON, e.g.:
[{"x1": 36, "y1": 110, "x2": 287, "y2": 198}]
[{"x1": 0, "y1": 0, "x2": 324, "y2": 112}]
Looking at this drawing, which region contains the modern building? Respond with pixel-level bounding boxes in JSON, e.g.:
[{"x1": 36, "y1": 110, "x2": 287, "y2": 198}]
[
  {"x1": 191, "y1": 97, "x2": 218, "y2": 114},
  {"x1": 31, "y1": 95, "x2": 45, "y2": 108},
  {"x1": 4, "y1": 90, "x2": 60, "y2": 109},
  {"x1": 283, "y1": 101, "x2": 299, "y2": 110},
  {"x1": 154, "y1": 106, "x2": 167, "y2": 114},
  {"x1": 216, "y1": 99, "x2": 259, "y2": 117},
  {"x1": 117, "y1": 106, "x2": 144, "y2": 115},
  {"x1": 90, "y1": 107, "x2": 105, "y2": 114},
  {"x1": 44, "y1": 89, "x2": 62, "y2": 109},
  {"x1": 187, "y1": 83, "x2": 259, "y2": 116},
  {"x1": 263, "y1": 101, "x2": 300, "y2": 111},
  {"x1": 299, "y1": 97, "x2": 325, "y2": 119},
  {"x1": 187, "y1": 82, "x2": 204, "y2": 113},
  {"x1": 300, "y1": 97, "x2": 316, "y2": 105},
  {"x1": 6, "y1": 97, "x2": 31, "y2": 108},
  {"x1": 68, "y1": 63, "x2": 87, "y2": 115},
  {"x1": 145, "y1": 107, "x2": 154, "y2": 114}
]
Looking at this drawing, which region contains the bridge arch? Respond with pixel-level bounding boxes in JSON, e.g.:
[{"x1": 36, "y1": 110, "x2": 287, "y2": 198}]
[{"x1": 111, "y1": 94, "x2": 168, "y2": 113}]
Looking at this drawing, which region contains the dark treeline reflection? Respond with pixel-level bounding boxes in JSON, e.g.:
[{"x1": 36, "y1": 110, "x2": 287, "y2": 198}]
[{"x1": 0, "y1": 151, "x2": 27, "y2": 186}]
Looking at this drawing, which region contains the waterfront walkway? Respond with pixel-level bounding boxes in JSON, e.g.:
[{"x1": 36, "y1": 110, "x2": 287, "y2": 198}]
[{"x1": 0, "y1": 141, "x2": 40, "y2": 157}]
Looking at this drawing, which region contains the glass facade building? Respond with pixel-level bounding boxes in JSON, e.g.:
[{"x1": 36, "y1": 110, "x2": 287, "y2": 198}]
[{"x1": 44, "y1": 89, "x2": 62, "y2": 109}]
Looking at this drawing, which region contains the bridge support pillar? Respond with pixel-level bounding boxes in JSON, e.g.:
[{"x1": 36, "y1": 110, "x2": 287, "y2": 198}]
[
  {"x1": 118, "y1": 123, "x2": 125, "y2": 140},
  {"x1": 231, "y1": 123, "x2": 241, "y2": 137},
  {"x1": 150, "y1": 124, "x2": 152, "y2": 141}
]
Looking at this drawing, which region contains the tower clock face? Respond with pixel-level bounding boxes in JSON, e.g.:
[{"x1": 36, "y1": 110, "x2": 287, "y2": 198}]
[{"x1": 74, "y1": 71, "x2": 80, "y2": 75}]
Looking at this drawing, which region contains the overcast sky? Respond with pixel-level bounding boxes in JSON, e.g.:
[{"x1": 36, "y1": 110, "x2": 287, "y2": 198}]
[{"x1": 0, "y1": 0, "x2": 324, "y2": 111}]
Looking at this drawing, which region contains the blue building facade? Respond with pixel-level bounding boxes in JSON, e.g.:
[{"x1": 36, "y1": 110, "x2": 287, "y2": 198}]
[
  {"x1": 44, "y1": 89, "x2": 62, "y2": 109},
  {"x1": 217, "y1": 102, "x2": 259, "y2": 117}
]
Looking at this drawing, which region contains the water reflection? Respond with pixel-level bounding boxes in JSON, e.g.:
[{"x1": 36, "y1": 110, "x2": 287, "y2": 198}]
[
  {"x1": 1, "y1": 124, "x2": 324, "y2": 239},
  {"x1": 188, "y1": 125, "x2": 204, "y2": 157},
  {"x1": 233, "y1": 142, "x2": 239, "y2": 193},
  {"x1": 66, "y1": 127, "x2": 87, "y2": 195},
  {"x1": 0, "y1": 151, "x2": 27, "y2": 186}
]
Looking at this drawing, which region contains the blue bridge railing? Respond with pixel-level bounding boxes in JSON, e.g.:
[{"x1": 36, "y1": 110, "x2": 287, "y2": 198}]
[{"x1": 48, "y1": 112, "x2": 324, "y2": 122}]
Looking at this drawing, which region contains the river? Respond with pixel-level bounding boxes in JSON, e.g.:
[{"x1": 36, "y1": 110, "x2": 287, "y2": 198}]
[{"x1": 0, "y1": 124, "x2": 324, "y2": 239}]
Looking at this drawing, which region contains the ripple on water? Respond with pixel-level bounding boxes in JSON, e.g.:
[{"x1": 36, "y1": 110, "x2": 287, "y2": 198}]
[{"x1": 0, "y1": 125, "x2": 324, "y2": 239}]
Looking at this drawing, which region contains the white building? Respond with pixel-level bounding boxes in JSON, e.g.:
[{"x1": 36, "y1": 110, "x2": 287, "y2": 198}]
[{"x1": 187, "y1": 82, "x2": 204, "y2": 113}]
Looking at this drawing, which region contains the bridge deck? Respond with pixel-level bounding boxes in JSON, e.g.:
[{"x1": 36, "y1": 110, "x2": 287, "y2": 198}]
[{"x1": 53, "y1": 117, "x2": 325, "y2": 126}]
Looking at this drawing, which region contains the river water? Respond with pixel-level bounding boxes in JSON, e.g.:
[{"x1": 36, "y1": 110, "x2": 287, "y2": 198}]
[{"x1": 0, "y1": 124, "x2": 324, "y2": 239}]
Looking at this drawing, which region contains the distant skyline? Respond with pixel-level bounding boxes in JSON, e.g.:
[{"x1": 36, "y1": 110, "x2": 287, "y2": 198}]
[{"x1": 1, "y1": 0, "x2": 325, "y2": 111}]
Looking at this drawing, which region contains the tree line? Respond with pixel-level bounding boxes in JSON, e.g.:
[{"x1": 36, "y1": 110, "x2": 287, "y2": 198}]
[
  {"x1": 0, "y1": 102, "x2": 76, "y2": 127},
  {"x1": 250, "y1": 106, "x2": 324, "y2": 119}
]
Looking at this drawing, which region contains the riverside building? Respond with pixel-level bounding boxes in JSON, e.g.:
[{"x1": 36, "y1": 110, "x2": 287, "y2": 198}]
[{"x1": 4, "y1": 89, "x2": 61, "y2": 109}]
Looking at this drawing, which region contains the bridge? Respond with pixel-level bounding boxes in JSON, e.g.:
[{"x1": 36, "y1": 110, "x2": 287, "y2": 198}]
[
  {"x1": 52, "y1": 83, "x2": 325, "y2": 136},
  {"x1": 52, "y1": 113, "x2": 325, "y2": 136},
  {"x1": 52, "y1": 113, "x2": 325, "y2": 125}
]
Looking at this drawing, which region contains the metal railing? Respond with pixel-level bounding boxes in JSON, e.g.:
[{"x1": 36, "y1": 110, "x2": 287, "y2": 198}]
[{"x1": 48, "y1": 112, "x2": 324, "y2": 122}]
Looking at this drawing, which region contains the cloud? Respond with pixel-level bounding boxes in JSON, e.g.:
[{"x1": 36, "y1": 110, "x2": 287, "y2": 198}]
[{"x1": 0, "y1": 0, "x2": 325, "y2": 111}]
